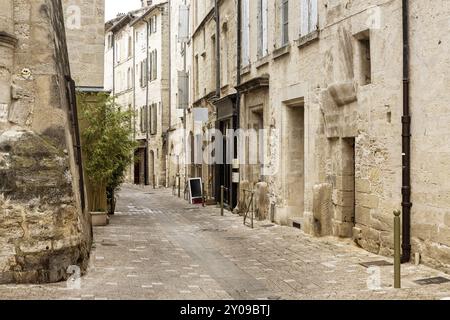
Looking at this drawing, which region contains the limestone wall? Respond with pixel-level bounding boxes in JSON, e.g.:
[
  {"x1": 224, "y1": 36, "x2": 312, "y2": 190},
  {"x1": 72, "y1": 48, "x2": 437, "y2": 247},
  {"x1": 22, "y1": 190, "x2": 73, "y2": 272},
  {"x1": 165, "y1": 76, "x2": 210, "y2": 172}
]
[
  {"x1": 62, "y1": 0, "x2": 105, "y2": 88},
  {"x1": 199, "y1": 0, "x2": 450, "y2": 272},
  {"x1": 0, "y1": 0, "x2": 91, "y2": 284}
]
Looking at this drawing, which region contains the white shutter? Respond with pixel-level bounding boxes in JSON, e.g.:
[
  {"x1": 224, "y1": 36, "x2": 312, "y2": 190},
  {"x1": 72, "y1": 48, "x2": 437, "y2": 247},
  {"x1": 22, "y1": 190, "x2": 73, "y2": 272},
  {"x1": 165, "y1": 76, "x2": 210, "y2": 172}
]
[
  {"x1": 178, "y1": 71, "x2": 189, "y2": 109},
  {"x1": 242, "y1": 0, "x2": 250, "y2": 66},
  {"x1": 178, "y1": 4, "x2": 190, "y2": 43},
  {"x1": 262, "y1": 0, "x2": 268, "y2": 55},
  {"x1": 300, "y1": 0, "x2": 309, "y2": 36},
  {"x1": 310, "y1": 0, "x2": 318, "y2": 32}
]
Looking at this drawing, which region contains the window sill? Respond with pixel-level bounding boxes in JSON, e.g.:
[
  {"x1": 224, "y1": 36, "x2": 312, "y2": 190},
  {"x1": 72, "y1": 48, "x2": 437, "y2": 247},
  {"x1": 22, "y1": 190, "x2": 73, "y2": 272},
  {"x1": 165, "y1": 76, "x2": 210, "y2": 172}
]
[
  {"x1": 255, "y1": 55, "x2": 270, "y2": 69},
  {"x1": 200, "y1": 50, "x2": 206, "y2": 58},
  {"x1": 295, "y1": 30, "x2": 319, "y2": 49},
  {"x1": 272, "y1": 44, "x2": 291, "y2": 60},
  {"x1": 240, "y1": 64, "x2": 251, "y2": 76}
]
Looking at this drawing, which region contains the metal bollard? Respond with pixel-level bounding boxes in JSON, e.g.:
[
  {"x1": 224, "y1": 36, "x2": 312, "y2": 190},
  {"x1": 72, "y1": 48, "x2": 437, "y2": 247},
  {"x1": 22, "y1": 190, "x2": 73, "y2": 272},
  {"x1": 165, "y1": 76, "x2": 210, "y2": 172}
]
[
  {"x1": 220, "y1": 186, "x2": 224, "y2": 216},
  {"x1": 251, "y1": 191, "x2": 254, "y2": 229},
  {"x1": 394, "y1": 210, "x2": 401, "y2": 289},
  {"x1": 177, "y1": 175, "x2": 181, "y2": 198},
  {"x1": 202, "y1": 183, "x2": 205, "y2": 207}
]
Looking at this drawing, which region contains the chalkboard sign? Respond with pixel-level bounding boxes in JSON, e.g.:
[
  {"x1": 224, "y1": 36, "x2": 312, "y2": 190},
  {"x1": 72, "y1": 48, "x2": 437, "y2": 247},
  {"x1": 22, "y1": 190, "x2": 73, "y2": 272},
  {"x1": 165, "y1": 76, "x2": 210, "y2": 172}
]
[{"x1": 188, "y1": 178, "x2": 203, "y2": 204}]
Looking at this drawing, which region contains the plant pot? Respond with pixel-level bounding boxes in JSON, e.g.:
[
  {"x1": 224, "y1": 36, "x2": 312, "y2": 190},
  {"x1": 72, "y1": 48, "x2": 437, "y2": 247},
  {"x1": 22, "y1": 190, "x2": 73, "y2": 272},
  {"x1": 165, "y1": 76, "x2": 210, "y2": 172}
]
[{"x1": 91, "y1": 211, "x2": 109, "y2": 227}]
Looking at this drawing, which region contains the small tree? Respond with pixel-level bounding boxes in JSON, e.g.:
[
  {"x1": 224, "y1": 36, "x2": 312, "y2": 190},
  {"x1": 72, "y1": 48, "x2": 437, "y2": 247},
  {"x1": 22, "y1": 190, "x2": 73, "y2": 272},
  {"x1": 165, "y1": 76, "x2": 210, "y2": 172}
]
[{"x1": 78, "y1": 93, "x2": 136, "y2": 214}]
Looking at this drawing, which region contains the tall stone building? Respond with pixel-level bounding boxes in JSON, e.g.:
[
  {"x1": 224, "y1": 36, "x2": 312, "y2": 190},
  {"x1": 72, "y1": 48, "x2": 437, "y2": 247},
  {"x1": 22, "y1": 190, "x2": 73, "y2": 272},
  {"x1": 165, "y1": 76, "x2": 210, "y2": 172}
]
[
  {"x1": 184, "y1": 0, "x2": 450, "y2": 272},
  {"x1": 166, "y1": 0, "x2": 192, "y2": 190},
  {"x1": 63, "y1": 0, "x2": 105, "y2": 91},
  {"x1": 104, "y1": 1, "x2": 170, "y2": 187},
  {"x1": 0, "y1": 0, "x2": 96, "y2": 283}
]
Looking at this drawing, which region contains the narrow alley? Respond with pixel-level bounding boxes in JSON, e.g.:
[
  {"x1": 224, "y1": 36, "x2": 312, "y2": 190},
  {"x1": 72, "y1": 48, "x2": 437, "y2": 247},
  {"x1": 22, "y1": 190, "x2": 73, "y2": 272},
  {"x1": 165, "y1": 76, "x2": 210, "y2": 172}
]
[{"x1": 0, "y1": 185, "x2": 449, "y2": 300}]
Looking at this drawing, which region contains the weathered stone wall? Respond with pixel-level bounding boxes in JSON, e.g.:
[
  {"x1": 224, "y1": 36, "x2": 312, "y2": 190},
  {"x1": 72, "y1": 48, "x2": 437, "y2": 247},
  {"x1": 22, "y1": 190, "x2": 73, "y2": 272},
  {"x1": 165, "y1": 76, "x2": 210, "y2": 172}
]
[
  {"x1": 0, "y1": 0, "x2": 91, "y2": 284},
  {"x1": 196, "y1": 0, "x2": 450, "y2": 272},
  {"x1": 62, "y1": 0, "x2": 105, "y2": 88}
]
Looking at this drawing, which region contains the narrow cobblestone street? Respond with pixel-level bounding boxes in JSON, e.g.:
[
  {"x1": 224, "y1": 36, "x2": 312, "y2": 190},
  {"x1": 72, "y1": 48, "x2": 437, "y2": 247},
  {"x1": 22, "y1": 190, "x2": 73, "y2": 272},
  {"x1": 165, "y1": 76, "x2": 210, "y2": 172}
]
[{"x1": 1, "y1": 185, "x2": 450, "y2": 300}]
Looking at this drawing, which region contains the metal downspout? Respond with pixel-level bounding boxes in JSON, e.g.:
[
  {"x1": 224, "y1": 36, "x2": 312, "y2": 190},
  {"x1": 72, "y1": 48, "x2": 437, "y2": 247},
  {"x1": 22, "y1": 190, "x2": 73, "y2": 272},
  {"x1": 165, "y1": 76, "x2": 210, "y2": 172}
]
[{"x1": 401, "y1": 0, "x2": 412, "y2": 263}]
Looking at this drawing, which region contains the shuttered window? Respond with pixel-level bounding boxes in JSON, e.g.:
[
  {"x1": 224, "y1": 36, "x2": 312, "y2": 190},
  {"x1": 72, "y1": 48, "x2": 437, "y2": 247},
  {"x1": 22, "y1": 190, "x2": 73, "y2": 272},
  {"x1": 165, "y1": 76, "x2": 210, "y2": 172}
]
[
  {"x1": 257, "y1": 0, "x2": 268, "y2": 58},
  {"x1": 178, "y1": 4, "x2": 190, "y2": 43},
  {"x1": 241, "y1": 0, "x2": 250, "y2": 66},
  {"x1": 281, "y1": 0, "x2": 289, "y2": 46},
  {"x1": 300, "y1": 0, "x2": 318, "y2": 36},
  {"x1": 178, "y1": 71, "x2": 189, "y2": 109}
]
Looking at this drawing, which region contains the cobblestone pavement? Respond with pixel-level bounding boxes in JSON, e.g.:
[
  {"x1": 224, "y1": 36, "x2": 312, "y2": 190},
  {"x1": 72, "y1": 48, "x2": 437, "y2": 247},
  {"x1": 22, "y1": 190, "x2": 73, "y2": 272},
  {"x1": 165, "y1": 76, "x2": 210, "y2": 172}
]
[{"x1": 1, "y1": 185, "x2": 450, "y2": 300}]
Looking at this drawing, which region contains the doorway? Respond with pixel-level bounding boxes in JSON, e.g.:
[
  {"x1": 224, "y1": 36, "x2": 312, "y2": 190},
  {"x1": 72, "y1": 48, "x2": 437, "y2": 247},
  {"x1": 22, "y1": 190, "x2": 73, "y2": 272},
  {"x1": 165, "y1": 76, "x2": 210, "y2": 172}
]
[
  {"x1": 339, "y1": 137, "x2": 356, "y2": 236},
  {"x1": 286, "y1": 105, "x2": 305, "y2": 218}
]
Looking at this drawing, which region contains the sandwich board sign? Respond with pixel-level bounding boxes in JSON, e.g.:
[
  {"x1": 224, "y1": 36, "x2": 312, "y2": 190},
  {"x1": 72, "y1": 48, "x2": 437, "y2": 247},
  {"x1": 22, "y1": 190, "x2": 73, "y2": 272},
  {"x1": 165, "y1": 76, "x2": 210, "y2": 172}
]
[{"x1": 188, "y1": 178, "x2": 203, "y2": 204}]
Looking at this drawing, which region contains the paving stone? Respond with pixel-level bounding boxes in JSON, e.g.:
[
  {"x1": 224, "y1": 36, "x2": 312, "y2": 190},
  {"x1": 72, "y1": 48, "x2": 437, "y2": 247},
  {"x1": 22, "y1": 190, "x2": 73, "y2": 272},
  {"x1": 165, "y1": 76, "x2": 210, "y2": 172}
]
[{"x1": 0, "y1": 185, "x2": 449, "y2": 300}]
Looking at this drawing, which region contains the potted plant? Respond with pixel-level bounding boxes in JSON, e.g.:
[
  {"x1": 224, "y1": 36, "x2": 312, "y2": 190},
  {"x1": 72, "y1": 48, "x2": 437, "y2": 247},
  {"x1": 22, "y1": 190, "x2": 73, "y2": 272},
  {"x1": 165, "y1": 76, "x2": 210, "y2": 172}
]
[{"x1": 78, "y1": 93, "x2": 137, "y2": 222}]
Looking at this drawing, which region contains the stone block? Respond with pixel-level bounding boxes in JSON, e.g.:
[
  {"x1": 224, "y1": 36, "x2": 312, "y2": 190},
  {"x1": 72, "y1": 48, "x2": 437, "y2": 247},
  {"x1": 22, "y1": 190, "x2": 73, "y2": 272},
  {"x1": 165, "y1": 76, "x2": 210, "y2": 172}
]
[
  {"x1": 355, "y1": 179, "x2": 371, "y2": 193},
  {"x1": 334, "y1": 205, "x2": 354, "y2": 222},
  {"x1": 335, "y1": 175, "x2": 355, "y2": 192},
  {"x1": 328, "y1": 81, "x2": 357, "y2": 106},
  {"x1": 332, "y1": 220, "x2": 353, "y2": 238},
  {"x1": 436, "y1": 226, "x2": 450, "y2": 247},
  {"x1": 335, "y1": 190, "x2": 354, "y2": 207},
  {"x1": 355, "y1": 205, "x2": 371, "y2": 226},
  {"x1": 19, "y1": 241, "x2": 52, "y2": 254},
  {"x1": 411, "y1": 223, "x2": 438, "y2": 242},
  {"x1": 356, "y1": 192, "x2": 379, "y2": 209}
]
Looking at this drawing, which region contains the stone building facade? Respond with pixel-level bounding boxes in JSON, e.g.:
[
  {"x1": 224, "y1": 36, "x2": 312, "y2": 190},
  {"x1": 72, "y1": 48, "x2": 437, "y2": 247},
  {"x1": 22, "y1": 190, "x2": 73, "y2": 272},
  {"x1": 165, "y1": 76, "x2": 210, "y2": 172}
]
[
  {"x1": 105, "y1": 1, "x2": 170, "y2": 187},
  {"x1": 183, "y1": 0, "x2": 450, "y2": 272},
  {"x1": 0, "y1": 0, "x2": 94, "y2": 283},
  {"x1": 62, "y1": 0, "x2": 105, "y2": 89},
  {"x1": 166, "y1": 0, "x2": 192, "y2": 190}
]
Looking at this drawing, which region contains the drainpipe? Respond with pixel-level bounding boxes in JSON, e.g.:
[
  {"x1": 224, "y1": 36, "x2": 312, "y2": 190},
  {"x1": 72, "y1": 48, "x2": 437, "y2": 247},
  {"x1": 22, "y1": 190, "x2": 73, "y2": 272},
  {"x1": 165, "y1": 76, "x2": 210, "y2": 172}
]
[
  {"x1": 233, "y1": 0, "x2": 242, "y2": 210},
  {"x1": 401, "y1": 0, "x2": 412, "y2": 263},
  {"x1": 236, "y1": 0, "x2": 242, "y2": 123},
  {"x1": 0, "y1": 0, "x2": 17, "y2": 121},
  {"x1": 168, "y1": 0, "x2": 172, "y2": 129},
  {"x1": 145, "y1": 18, "x2": 150, "y2": 186},
  {"x1": 214, "y1": 0, "x2": 221, "y2": 97}
]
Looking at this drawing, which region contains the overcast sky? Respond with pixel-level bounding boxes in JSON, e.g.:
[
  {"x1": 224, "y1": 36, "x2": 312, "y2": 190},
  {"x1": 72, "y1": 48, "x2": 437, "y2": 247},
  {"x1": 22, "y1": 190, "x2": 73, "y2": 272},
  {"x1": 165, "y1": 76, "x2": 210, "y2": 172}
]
[{"x1": 105, "y1": 0, "x2": 141, "y2": 21}]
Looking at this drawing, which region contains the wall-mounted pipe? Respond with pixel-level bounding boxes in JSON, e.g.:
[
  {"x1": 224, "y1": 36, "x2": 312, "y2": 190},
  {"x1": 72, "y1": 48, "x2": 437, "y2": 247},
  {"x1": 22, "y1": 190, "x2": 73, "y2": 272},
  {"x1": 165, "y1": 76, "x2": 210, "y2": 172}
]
[
  {"x1": 401, "y1": 0, "x2": 412, "y2": 263},
  {"x1": 214, "y1": 0, "x2": 221, "y2": 97}
]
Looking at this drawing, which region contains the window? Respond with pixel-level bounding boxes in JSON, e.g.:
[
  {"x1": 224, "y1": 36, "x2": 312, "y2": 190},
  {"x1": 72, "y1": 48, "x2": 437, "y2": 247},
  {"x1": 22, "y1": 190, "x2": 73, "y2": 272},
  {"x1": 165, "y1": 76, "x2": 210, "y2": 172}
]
[
  {"x1": 178, "y1": 71, "x2": 189, "y2": 109},
  {"x1": 149, "y1": 16, "x2": 157, "y2": 34},
  {"x1": 140, "y1": 59, "x2": 148, "y2": 87},
  {"x1": 281, "y1": 0, "x2": 289, "y2": 46},
  {"x1": 127, "y1": 67, "x2": 132, "y2": 90},
  {"x1": 128, "y1": 36, "x2": 132, "y2": 57},
  {"x1": 115, "y1": 41, "x2": 120, "y2": 63},
  {"x1": 257, "y1": 0, "x2": 268, "y2": 58},
  {"x1": 150, "y1": 103, "x2": 157, "y2": 135},
  {"x1": 107, "y1": 34, "x2": 113, "y2": 49},
  {"x1": 194, "y1": 55, "x2": 199, "y2": 99},
  {"x1": 241, "y1": 0, "x2": 250, "y2": 66},
  {"x1": 300, "y1": 0, "x2": 318, "y2": 36},
  {"x1": 178, "y1": 4, "x2": 190, "y2": 43},
  {"x1": 358, "y1": 34, "x2": 372, "y2": 85},
  {"x1": 211, "y1": 35, "x2": 216, "y2": 90},
  {"x1": 149, "y1": 49, "x2": 158, "y2": 81}
]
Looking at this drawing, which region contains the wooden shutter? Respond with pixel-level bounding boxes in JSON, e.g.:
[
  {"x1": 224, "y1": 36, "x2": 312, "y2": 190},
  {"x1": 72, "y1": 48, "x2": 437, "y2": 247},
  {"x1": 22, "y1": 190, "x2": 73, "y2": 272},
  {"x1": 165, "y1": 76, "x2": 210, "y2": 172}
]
[
  {"x1": 301, "y1": 0, "x2": 309, "y2": 36},
  {"x1": 178, "y1": 4, "x2": 190, "y2": 43},
  {"x1": 178, "y1": 71, "x2": 189, "y2": 109},
  {"x1": 310, "y1": 0, "x2": 318, "y2": 32}
]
